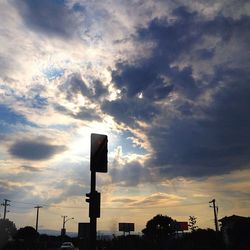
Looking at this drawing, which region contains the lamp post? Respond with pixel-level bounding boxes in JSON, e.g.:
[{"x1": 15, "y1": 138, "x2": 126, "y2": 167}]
[{"x1": 61, "y1": 216, "x2": 74, "y2": 236}]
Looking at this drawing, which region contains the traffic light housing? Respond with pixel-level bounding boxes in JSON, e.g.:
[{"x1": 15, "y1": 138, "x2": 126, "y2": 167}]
[
  {"x1": 90, "y1": 133, "x2": 108, "y2": 173},
  {"x1": 85, "y1": 191, "x2": 101, "y2": 218},
  {"x1": 86, "y1": 193, "x2": 91, "y2": 203}
]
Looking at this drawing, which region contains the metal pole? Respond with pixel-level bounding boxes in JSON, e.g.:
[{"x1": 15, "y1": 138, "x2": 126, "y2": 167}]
[{"x1": 90, "y1": 170, "x2": 96, "y2": 250}]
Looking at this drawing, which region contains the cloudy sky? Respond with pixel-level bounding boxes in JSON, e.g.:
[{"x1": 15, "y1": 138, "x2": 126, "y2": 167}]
[{"x1": 0, "y1": 0, "x2": 250, "y2": 233}]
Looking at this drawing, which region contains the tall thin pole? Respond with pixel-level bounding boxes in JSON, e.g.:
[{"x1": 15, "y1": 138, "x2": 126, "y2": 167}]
[
  {"x1": 34, "y1": 206, "x2": 42, "y2": 232},
  {"x1": 90, "y1": 170, "x2": 97, "y2": 250},
  {"x1": 61, "y1": 215, "x2": 73, "y2": 237},
  {"x1": 1, "y1": 199, "x2": 10, "y2": 220},
  {"x1": 209, "y1": 199, "x2": 219, "y2": 232},
  {"x1": 62, "y1": 215, "x2": 67, "y2": 229}
]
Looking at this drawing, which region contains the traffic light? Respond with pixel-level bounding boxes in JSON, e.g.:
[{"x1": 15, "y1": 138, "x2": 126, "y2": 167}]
[
  {"x1": 90, "y1": 133, "x2": 108, "y2": 173},
  {"x1": 86, "y1": 192, "x2": 91, "y2": 203},
  {"x1": 85, "y1": 191, "x2": 101, "y2": 218}
]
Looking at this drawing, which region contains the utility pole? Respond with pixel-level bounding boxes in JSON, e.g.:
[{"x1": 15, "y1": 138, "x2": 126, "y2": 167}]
[
  {"x1": 1, "y1": 199, "x2": 10, "y2": 219},
  {"x1": 34, "y1": 206, "x2": 42, "y2": 232},
  {"x1": 209, "y1": 199, "x2": 219, "y2": 232}
]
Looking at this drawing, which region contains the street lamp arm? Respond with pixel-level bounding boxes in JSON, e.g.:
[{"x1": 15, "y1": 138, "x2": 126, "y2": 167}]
[{"x1": 65, "y1": 217, "x2": 74, "y2": 224}]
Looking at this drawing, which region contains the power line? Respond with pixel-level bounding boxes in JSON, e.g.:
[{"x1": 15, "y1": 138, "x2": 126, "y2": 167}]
[
  {"x1": 10, "y1": 200, "x2": 86, "y2": 209},
  {"x1": 10, "y1": 199, "x2": 207, "y2": 210}
]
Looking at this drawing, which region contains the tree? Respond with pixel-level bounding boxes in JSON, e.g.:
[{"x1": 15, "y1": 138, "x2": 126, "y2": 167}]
[
  {"x1": 188, "y1": 216, "x2": 198, "y2": 232},
  {"x1": 0, "y1": 219, "x2": 17, "y2": 248},
  {"x1": 142, "y1": 214, "x2": 176, "y2": 244},
  {"x1": 15, "y1": 226, "x2": 39, "y2": 249},
  {"x1": 15, "y1": 226, "x2": 39, "y2": 241}
]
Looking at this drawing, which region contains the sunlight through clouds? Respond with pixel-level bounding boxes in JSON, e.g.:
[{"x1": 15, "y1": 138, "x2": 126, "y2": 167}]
[{"x1": 0, "y1": 0, "x2": 249, "y2": 234}]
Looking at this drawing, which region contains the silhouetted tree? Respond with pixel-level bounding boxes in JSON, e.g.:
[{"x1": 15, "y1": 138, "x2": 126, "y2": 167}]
[
  {"x1": 188, "y1": 216, "x2": 198, "y2": 232},
  {"x1": 0, "y1": 219, "x2": 17, "y2": 249},
  {"x1": 142, "y1": 214, "x2": 176, "y2": 249},
  {"x1": 15, "y1": 226, "x2": 39, "y2": 249}
]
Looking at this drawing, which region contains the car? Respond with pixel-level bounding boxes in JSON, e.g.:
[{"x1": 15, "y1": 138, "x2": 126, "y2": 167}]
[{"x1": 60, "y1": 241, "x2": 75, "y2": 249}]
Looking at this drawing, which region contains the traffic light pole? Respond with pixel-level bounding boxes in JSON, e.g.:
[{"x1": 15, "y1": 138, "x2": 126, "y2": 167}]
[
  {"x1": 90, "y1": 170, "x2": 97, "y2": 250},
  {"x1": 87, "y1": 133, "x2": 108, "y2": 250}
]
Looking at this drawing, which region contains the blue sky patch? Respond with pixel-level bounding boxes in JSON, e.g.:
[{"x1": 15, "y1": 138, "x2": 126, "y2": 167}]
[
  {"x1": 0, "y1": 104, "x2": 36, "y2": 133},
  {"x1": 43, "y1": 67, "x2": 64, "y2": 80},
  {"x1": 32, "y1": 94, "x2": 48, "y2": 109}
]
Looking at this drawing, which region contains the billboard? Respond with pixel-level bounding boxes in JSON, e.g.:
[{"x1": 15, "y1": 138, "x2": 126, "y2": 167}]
[
  {"x1": 118, "y1": 223, "x2": 135, "y2": 232},
  {"x1": 177, "y1": 222, "x2": 188, "y2": 231}
]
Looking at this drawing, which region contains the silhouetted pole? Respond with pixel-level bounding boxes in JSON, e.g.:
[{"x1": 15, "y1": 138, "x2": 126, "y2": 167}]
[
  {"x1": 61, "y1": 215, "x2": 74, "y2": 235},
  {"x1": 34, "y1": 206, "x2": 42, "y2": 232},
  {"x1": 87, "y1": 134, "x2": 108, "y2": 250},
  {"x1": 1, "y1": 199, "x2": 10, "y2": 220},
  {"x1": 209, "y1": 199, "x2": 219, "y2": 232},
  {"x1": 90, "y1": 170, "x2": 97, "y2": 250},
  {"x1": 62, "y1": 215, "x2": 67, "y2": 229}
]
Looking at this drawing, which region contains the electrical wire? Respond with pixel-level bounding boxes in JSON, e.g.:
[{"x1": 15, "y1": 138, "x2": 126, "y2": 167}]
[{"x1": 8, "y1": 199, "x2": 207, "y2": 210}]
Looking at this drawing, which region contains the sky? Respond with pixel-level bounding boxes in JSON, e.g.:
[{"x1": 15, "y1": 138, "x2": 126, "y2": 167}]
[{"x1": 0, "y1": 0, "x2": 250, "y2": 234}]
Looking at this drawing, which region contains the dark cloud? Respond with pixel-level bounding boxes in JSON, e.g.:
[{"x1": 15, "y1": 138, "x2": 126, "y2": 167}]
[
  {"x1": 14, "y1": 0, "x2": 78, "y2": 38},
  {"x1": 60, "y1": 73, "x2": 108, "y2": 101},
  {"x1": 111, "y1": 61, "x2": 174, "y2": 100},
  {"x1": 110, "y1": 161, "x2": 152, "y2": 186},
  {"x1": 103, "y1": 8, "x2": 204, "y2": 126},
  {"x1": 107, "y1": 7, "x2": 250, "y2": 123},
  {"x1": 148, "y1": 69, "x2": 250, "y2": 177},
  {"x1": 9, "y1": 140, "x2": 67, "y2": 161},
  {"x1": 91, "y1": 79, "x2": 108, "y2": 99},
  {"x1": 60, "y1": 73, "x2": 90, "y2": 100},
  {"x1": 54, "y1": 103, "x2": 101, "y2": 122},
  {"x1": 103, "y1": 7, "x2": 250, "y2": 178},
  {"x1": 102, "y1": 97, "x2": 159, "y2": 126},
  {"x1": 71, "y1": 106, "x2": 101, "y2": 121}
]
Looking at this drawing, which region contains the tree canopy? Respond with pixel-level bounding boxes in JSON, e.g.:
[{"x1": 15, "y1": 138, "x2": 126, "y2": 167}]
[
  {"x1": 15, "y1": 226, "x2": 39, "y2": 241},
  {"x1": 142, "y1": 214, "x2": 176, "y2": 242},
  {"x1": 0, "y1": 219, "x2": 17, "y2": 248}
]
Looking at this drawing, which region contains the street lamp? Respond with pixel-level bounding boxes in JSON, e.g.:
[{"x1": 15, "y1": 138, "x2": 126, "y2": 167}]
[{"x1": 61, "y1": 216, "x2": 74, "y2": 236}]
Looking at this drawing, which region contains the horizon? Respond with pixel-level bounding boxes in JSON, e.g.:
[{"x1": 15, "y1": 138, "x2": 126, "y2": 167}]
[{"x1": 1, "y1": 0, "x2": 250, "y2": 234}]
